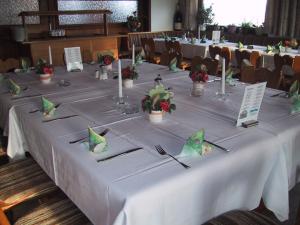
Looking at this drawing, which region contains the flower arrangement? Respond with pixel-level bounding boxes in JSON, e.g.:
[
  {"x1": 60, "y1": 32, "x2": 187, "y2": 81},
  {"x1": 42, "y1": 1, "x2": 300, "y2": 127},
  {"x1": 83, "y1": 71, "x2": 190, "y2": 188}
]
[
  {"x1": 97, "y1": 52, "x2": 115, "y2": 66},
  {"x1": 127, "y1": 11, "x2": 141, "y2": 32},
  {"x1": 189, "y1": 64, "x2": 209, "y2": 83},
  {"x1": 141, "y1": 84, "x2": 176, "y2": 114},
  {"x1": 36, "y1": 58, "x2": 53, "y2": 75},
  {"x1": 122, "y1": 66, "x2": 138, "y2": 80},
  {"x1": 285, "y1": 39, "x2": 298, "y2": 49}
]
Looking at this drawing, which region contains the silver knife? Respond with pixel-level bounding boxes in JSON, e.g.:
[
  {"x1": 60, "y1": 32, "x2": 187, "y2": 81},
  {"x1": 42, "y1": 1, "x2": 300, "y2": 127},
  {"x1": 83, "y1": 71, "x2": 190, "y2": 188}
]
[
  {"x1": 97, "y1": 147, "x2": 143, "y2": 162},
  {"x1": 204, "y1": 139, "x2": 230, "y2": 152}
]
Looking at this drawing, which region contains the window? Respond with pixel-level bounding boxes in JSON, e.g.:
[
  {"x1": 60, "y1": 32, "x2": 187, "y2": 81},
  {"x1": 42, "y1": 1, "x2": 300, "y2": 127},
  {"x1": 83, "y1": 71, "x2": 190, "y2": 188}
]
[
  {"x1": 204, "y1": 0, "x2": 267, "y2": 26},
  {"x1": 57, "y1": 0, "x2": 138, "y2": 25}
]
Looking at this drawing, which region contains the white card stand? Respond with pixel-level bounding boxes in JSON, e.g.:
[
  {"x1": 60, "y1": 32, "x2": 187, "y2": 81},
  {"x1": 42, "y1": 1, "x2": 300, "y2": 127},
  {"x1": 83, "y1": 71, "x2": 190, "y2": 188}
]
[
  {"x1": 236, "y1": 82, "x2": 267, "y2": 127},
  {"x1": 212, "y1": 31, "x2": 221, "y2": 44},
  {"x1": 64, "y1": 47, "x2": 83, "y2": 72}
]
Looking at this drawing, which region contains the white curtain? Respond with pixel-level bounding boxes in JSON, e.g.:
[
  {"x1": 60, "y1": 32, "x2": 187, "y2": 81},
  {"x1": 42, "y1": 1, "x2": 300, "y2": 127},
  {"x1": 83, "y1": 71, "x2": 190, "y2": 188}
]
[{"x1": 180, "y1": 0, "x2": 199, "y2": 31}]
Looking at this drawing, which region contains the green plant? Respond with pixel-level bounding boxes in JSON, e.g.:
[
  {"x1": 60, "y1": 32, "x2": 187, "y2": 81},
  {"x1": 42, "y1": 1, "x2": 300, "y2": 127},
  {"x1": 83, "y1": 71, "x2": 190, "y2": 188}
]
[
  {"x1": 127, "y1": 11, "x2": 141, "y2": 32},
  {"x1": 197, "y1": 4, "x2": 214, "y2": 25},
  {"x1": 240, "y1": 21, "x2": 255, "y2": 34}
]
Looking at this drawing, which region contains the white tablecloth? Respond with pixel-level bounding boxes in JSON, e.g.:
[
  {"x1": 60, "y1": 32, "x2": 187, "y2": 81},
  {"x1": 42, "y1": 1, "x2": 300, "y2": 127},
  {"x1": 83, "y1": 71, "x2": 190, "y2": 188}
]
[{"x1": 3, "y1": 60, "x2": 300, "y2": 225}]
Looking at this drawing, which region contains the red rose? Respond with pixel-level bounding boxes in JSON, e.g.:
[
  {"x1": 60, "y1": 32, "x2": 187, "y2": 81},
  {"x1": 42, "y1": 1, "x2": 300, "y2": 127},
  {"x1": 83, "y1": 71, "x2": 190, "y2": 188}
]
[
  {"x1": 122, "y1": 67, "x2": 132, "y2": 79},
  {"x1": 160, "y1": 101, "x2": 170, "y2": 112},
  {"x1": 103, "y1": 55, "x2": 112, "y2": 65},
  {"x1": 202, "y1": 73, "x2": 208, "y2": 82}
]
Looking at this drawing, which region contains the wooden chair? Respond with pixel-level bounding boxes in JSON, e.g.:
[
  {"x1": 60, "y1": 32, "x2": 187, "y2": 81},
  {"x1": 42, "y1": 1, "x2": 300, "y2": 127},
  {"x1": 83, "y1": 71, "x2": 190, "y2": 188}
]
[
  {"x1": 250, "y1": 51, "x2": 261, "y2": 69},
  {"x1": 159, "y1": 51, "x2": 170, "y2": 66},
  {"x1": 293, "y1": 56, "x2": 300, "y2": 74},
  {"x1": 191, "y1": 56, "x2": 204, "y2": 72},
  {"x1": 255, "y1": 68, "x2": 283, "y2": 89},
  {"x1": 203, "y1": 210, "x2": 281, "y2": 225},
  {"x1": 142, "y1": 38, "x2": 160, "y2": 64},
  {"x1": 0, "y1": 157, "x2": 58, "y2": 212},
  {"x1": 235, "y1": 50, "x2": 251, "y2": 69},
  {"x1": 209, "y1": 45, "x2": 222, "y2": 59},
  {"x1": 240, "y1": 64, "x2": 256, "y2": 84},
  {"x1": 220, "y1": 47, "x2": 232, "y2": 70},
  {"x1": 202, "y1": 58, "x2": 219, "y2": 76},
  {"x1": 0, "y1": 58, "x2": 20, "y2": 73}
]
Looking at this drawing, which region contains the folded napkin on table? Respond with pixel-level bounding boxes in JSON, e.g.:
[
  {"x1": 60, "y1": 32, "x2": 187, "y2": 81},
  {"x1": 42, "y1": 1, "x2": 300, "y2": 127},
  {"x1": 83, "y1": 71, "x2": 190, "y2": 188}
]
[
  {"x1": 225, "y1": 68, "x2": 234, "y2": 85},
  {"x1": 135, "y1": 53, "x2": 143, "y2": 65},
  {"x1": 237, "y1": 41, "x2": 244, "y2": 49},
  {"x1": 9, "y1": 79, "x2": 21, "y2": 96},
  {"x1": 88, "y1": 127, "x2": 107, "y2": 153},
  {"x1": 180, "y1": 129, "x2": 212, "y2": 157},
  {"x1": 169, "y1": 57, "x2": 180, "y2": 72},
  {"x1": 289, "y1": 80, "x2": 300, "y2": 114},
  {"x1": 42, "y1": 96, "x2": 56, "y2": 117},
  {"x1": 266, "y1": 45, "x2": 274, "y2": 54}
]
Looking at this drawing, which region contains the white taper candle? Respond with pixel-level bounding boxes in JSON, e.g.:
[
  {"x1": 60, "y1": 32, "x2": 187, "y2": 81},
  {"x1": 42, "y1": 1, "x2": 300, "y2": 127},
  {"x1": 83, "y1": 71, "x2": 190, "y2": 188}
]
[
  {"x1": 221, "y1": 57, "x2": 226, "y2": 95},
  {"x1": 132, "y1": 44, "x2": 135, "y2": 65},
  {"x1": 48, "y1": 45, "x2": 53, "y2": 65},
  {"x1": 118, "y1": 59, "x2": 123, "y2": 98}
]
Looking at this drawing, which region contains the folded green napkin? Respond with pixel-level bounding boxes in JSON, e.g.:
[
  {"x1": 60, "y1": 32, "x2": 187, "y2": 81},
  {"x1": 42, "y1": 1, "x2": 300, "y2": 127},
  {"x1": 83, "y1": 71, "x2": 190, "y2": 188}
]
[
  {"x1": 88, "y1": 127, "x2": 107, "y2": 152},
  {"x1": 9, "y1": 79, "x2": 21, "y2": 96},
  {"x1": 190, "y1": 38, "x2": 196, "y2": 45},
  {"x1": 289, "y1": 81, "x2": 300, "y2": 114},
  {"x1": 42, "y1": 96, "x2": 56, "y2": 117},
  {"x1": 21, "y1": 58, "x2": 30, "y2": 72},
  {"x1": 225, "y1": 68, "x2": 234, "y2": 85},
  {"x1": 135, "y1": 53, "x2": 143, "y2": 65},
  {"x1": 237, "y1": 41, "x2": 244, "y2": 49},
  {"x1": 180, "y1": 129, "x2": 212, "y2": 157},
  {"x1": 169, "y1": 57, "x2": 180, "y2": 72},
  {"x1": 266, "y1": 45, "x2": 274, "y2": 54}
]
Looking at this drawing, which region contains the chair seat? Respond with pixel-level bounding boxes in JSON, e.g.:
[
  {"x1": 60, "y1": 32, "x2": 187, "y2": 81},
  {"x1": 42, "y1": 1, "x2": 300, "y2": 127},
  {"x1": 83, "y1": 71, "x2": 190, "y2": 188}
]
[
  {"x1": 203, "y1": 210, "x2": 281, "y2": 225},
  {"x1": 0, "y1": 158, "x2": 58, "y2": 210},
  {"x1": 14, "y1": 198, "x2": 92, "y2": 225}
]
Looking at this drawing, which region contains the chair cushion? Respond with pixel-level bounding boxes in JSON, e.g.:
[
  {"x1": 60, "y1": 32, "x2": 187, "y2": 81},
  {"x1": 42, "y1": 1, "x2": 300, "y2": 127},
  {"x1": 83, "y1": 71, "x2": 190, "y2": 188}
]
[
  {"x1": 203, "y1": 210, "x2": 281, "y2": 225},
  {"x1": 0, "y1": 158, "x2": 57, "y2": 208},
  {"x1": 14, "y1": 198, "x2": 92, "y2": 225}
]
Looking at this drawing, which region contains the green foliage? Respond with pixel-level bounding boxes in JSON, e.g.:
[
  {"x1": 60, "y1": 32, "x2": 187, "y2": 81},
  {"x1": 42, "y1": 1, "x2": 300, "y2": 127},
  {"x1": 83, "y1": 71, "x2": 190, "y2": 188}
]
[{"x1": 197, "y1": 4, "x2": 214, "y2": 25}]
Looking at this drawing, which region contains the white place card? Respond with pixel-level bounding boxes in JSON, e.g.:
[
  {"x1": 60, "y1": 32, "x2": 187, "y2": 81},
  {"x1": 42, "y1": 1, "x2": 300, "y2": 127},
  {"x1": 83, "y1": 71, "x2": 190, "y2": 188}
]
[
  {"x1": 212, "y1": 31, "x2": 221, "y2": 43},
  {"x1": 64, "y1": 47, "x2": 83, "y2": 72},
  {"x1": 236, "y1": 82, "x2": 267, "y2": 127}
]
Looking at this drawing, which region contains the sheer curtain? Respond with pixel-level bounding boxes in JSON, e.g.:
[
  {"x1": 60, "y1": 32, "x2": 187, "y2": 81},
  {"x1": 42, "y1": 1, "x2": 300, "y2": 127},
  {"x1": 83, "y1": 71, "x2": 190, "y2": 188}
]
[
  {"x1": 179, "y1": 0, "x2": 200, "y2": 31},
  {"x1": 264, "y1": 0, "x2": 300, "y2": 38}
]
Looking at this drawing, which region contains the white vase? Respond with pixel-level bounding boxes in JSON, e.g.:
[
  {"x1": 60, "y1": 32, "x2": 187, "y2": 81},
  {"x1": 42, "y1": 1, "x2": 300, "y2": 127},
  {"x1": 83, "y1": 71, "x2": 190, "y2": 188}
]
[
  {"x1": 123, "y1": 79, "x2": 133, "y2": 88},
  {"x1": 149, "y1": 110, "x2": 163, "y2": 123},
  {"x1": 192, "y1": 82, "x2": 204, "y2": 96},
  {"x1": 40, "y1": 73, "x2": 52, "y2": 84},
  {"x1": 105, "y1": 64, "x2": 113, "y2": 71}
]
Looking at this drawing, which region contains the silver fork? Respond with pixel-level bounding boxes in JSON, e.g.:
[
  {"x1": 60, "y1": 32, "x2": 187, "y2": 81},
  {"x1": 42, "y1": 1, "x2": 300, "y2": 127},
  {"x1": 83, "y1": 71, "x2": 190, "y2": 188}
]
[{"x1": 155, "y1": 145, "x2": 190, "y2": 169}]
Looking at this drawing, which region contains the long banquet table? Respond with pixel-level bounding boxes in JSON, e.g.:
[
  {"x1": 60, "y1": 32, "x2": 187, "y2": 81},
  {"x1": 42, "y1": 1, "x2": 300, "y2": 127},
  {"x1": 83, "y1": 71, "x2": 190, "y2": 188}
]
[
  {"x1": 1, "y1": 60, "x2": 300, "y2": 225},
  {"x1": 154, "y1": 38, "x2": 300, "y2": 71}
]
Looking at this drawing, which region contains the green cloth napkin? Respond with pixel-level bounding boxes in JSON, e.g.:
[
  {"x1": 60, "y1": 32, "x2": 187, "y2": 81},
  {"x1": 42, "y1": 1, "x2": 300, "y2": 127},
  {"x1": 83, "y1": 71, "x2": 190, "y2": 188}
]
[
  {"x1": 225, "y1": 68, "x2": 234, "y2": 85},
  {"x1": 42, "y1": 96, "x2": 56, "y2": 117},
  {"x1": 9, "y1": 79, "x2": 21, "y2": 96},
  {"x1": 289, "y1": 81, "x2": 300, "y2": 114},
  {"x1": 237, "y1": 41, "x2": 244, "y2": 49},
  {"x1": 180, "y1": 129, "x2": 212, "y2": 157},
  {"x1": 169, "y1": 57, "x2": 180, "y2": 72},
  {"x1": 88, "y1": 127, "x2": 107, "y2": 153},
  {"x1": 21, "y1": 58, "x2": 30, "y2": 72},
  {"x1": 266, "y1": 45, "x2": 274, "y2": 54},
  {"x1": 190, "y1": 38, "x2": 196, "y2": 45},
  {"x1": 135, "y1": 53, "x2": 143, "y2": 65}
]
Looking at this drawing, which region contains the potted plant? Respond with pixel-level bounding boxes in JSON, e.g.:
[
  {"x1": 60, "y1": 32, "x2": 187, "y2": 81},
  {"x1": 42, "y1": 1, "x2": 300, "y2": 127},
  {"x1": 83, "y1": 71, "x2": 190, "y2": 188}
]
[
  {"x1": 122, "y1": 65, "x2": 138, "y2": 88},
  {"x1": 36, "y1": 58, "x2": 53, "y2": 84},
  {"x1": 197, "y1": 3, "x2": 214, "y2": 31},
  {"x1": 97, "y1": 52, "x2": 114, "y2": 71},
  {"x1": 240, "y1": 21, "x2": 255, "y2": 35},
  {"x1": 189, "y1": 64, "x2": 209, "y2": 96},
  {"x1": 141, "y1": 84, "x2": 176, "y2": 123},
  {"x1": 127, "y1": 11, "x2": 141, "y2": 32}
]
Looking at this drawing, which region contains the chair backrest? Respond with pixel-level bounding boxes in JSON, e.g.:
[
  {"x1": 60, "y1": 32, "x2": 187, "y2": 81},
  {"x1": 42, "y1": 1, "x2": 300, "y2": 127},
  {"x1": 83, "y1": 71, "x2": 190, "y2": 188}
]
[
  {"x1": 240, "y1": 64, "x2": 256, "y2": 84},
  {"x1": 160, "y1": 51, "x2": 170, "y2": 66},
  {"x1": 209, "y1": 45, "x2": 222, "y2": 59},
  {"x1": 255, "y1": 67, "x2": 283, "y2": 89},
  {"x1": 235, "y1": 50, "x2": 250, "y2": 69},
  {"x1": 202, "y1": 57, "x2": 219, "y2": 76},
  {"x1": 191, "y1": 56, "x2": 204, "y2": 72},
  {"x1": 0, "y1": 58, "x2": 19, "y2": 73},
  {"x1": 142, "y1": 38, "x2": 157, "y2": 63},
  {"x1": 220, "y1": 47, "x2": 231, "y2": 70},
  {"x1": 293, "y1": 56, "x2": 300, "y2": 73},
  {"x1": 0, "y1": 208, "x2": 10, "y2": 225},
  {"x1": 249, "y1": 51, "x2": 261, "y2": 69}
]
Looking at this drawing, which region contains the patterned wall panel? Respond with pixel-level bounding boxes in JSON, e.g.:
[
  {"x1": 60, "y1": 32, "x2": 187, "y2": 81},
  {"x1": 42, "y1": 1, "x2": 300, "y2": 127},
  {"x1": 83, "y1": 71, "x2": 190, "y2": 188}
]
[
  {"x1": 0, "y1": 0, "x2": 39, "y2": 25},
  {"x1": 57, "y1": 1, "x2": 137, "y2": 25}
]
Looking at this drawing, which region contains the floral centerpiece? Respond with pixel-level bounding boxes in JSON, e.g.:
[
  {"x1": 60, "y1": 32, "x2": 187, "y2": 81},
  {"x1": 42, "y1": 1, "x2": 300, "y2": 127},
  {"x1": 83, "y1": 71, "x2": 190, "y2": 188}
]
[
  {"x1": 141, "y1": 84, "x2": 176, "y2": 123},
  {"x1": 122, "y1": 65, "x2": 138, "y2": 88},
  {"x1": 189, "y1": 64, "x2": 209, "y2": 96},
  {"x1": 36, "y1": 58, "x2": 53, "y2": 84},
  {"x1": 127, "y1": 11, "x2": 141, "y2": 32},
  {"x1": 285, "y1": 39, "x2": 298, "y2": 51},
  {"x1": 97, "y1": 52, "x2": 114, "y2": 71}
]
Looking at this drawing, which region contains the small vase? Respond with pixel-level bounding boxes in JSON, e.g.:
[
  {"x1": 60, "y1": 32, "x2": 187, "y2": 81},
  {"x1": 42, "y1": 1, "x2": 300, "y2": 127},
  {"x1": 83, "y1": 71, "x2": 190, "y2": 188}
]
[
  {"x1": 104, "y1": 64, "x2": 113, "y2": 71},
  {"x1": 40, "y1": 73, "x2": 52, "y2": 84},
  {"x1": 149, "y1": 110, "x2": 163, "y2": 123},
  {"x1": 192, "y1": 82, "x2": 204, "y2": 96},
  {"x1": 123, "y1": 79, "x2": 133, "y2": 88},
  {"x1": 99, "y1": 67, "x2": 108, "y2": 80}
]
